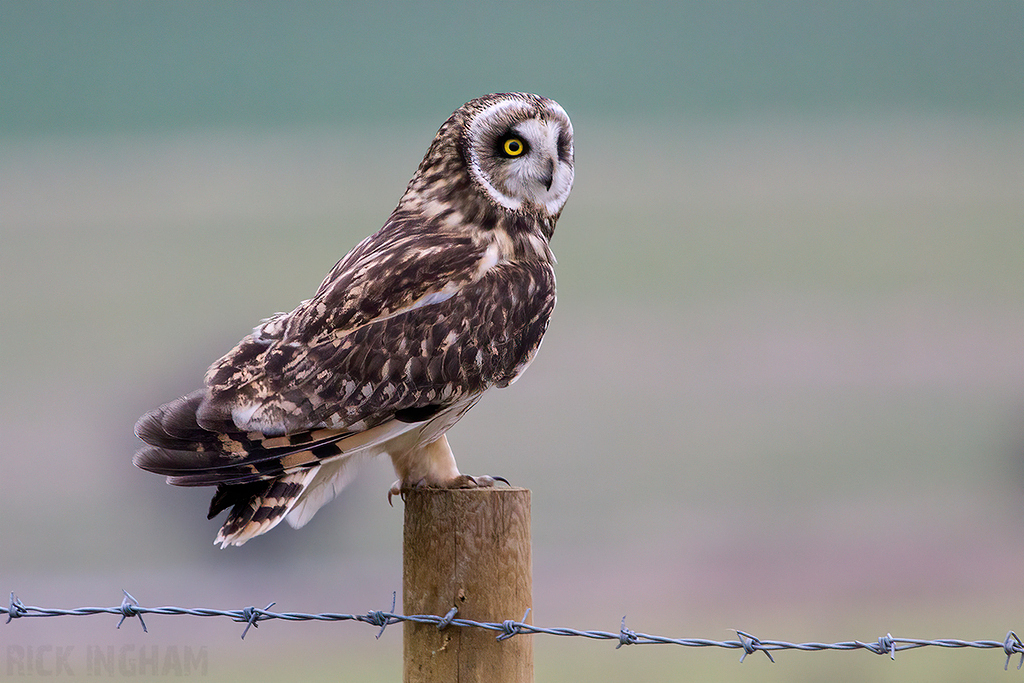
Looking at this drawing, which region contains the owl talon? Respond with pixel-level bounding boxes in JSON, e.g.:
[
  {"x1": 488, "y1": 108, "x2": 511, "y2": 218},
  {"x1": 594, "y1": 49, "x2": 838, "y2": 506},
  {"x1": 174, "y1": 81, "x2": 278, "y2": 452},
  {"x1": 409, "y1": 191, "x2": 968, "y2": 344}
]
[
  {"x1": 388, "y1": 480, "x2": 404, "y2": 506},
  {"x1": 387, "y1": 474, "x2": 511, "y2": 503},
  {"x1": 444, "y1": 474, "x2": 510, "y2": 489}
]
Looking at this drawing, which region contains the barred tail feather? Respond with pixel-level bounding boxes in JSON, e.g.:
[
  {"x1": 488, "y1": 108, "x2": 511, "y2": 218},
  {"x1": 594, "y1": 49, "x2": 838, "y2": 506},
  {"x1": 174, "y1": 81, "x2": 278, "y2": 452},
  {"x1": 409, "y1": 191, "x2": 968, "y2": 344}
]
[
  {"x1": 135, "y1": 391, "x2": 434, "y2": 546},
  {"x1": 213, "y1": 469, "x2": 317, "y2": 548}
]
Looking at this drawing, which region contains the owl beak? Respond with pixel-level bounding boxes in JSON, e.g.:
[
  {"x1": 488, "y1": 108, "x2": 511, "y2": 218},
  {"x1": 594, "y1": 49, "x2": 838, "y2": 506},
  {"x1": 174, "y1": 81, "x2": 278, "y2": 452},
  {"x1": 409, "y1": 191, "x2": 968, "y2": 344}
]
[{"x1": 540, "y1": 156, "x2": 555, "y2": 191}]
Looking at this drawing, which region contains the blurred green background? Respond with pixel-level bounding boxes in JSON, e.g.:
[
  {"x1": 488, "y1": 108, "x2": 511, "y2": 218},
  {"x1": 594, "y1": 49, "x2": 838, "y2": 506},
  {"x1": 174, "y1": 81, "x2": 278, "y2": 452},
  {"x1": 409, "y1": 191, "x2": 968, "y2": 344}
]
[{"x1": 2, "y1": 1, "x2": 1023, "y2": 680}]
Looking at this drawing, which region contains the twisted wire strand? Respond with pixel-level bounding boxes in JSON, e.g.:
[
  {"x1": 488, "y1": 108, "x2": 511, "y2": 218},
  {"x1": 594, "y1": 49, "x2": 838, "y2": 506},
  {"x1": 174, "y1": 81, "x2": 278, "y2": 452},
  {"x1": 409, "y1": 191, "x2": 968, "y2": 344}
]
[{"x1": 4, "y1": 591, "x2": 1023, "y2": 670}]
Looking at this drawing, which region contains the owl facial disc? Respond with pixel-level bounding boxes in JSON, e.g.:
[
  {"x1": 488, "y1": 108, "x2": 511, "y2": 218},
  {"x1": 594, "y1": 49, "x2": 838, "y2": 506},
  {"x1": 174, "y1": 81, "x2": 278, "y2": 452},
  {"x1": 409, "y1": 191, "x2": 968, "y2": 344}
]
[{"x1": 464, "y1": 97, "x2": 575, "y2": 216}]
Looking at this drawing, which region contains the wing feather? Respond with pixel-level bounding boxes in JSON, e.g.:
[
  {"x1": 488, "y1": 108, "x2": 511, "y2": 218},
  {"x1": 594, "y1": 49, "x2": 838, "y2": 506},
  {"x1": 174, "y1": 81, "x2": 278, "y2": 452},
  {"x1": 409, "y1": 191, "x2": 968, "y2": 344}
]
[
  {"x1": 133, "y1": 258, "x2": 553, "y2": 484},
  {"x1": 196, "y1": 246, "x2": 555, "y2": 439}
]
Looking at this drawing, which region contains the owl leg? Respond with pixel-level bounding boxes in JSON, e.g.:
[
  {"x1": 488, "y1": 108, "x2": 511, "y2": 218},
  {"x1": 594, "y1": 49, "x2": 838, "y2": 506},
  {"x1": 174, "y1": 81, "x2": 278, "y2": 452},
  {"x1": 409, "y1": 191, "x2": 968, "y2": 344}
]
[{"x1": 388, "y1": 434, "x2": 507, "y2": 503}]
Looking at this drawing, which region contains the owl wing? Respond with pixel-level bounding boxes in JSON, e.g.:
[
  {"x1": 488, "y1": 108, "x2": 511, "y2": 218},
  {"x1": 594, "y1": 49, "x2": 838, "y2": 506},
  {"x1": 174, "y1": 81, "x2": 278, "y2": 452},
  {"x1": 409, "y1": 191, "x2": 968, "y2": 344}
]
[
  {"x1": 133, "y1": 226, "x2": 555, "y2": 487},
  {"x1": 198, "y1": 220, "x2": 524, "y2": 435}
]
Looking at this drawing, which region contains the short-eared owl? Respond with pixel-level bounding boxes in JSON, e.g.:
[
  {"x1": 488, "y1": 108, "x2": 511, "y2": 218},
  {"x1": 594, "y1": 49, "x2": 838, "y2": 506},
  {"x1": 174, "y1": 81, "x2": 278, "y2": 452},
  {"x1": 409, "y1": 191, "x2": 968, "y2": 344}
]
[{"x1": 134, "y1": 93, "x2": 574, "y2": 547}]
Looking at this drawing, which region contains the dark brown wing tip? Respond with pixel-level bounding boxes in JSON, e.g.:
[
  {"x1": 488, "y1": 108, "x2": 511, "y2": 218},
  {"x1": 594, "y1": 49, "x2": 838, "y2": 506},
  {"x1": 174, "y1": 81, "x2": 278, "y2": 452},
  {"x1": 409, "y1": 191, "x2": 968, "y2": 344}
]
[
  {"x1": 134, "y1": 409, "x2": 166, "y2": 444},
  {"x1": 134, "y1": 389, "x2": 210, "y2": 446},
  {"x1": 132, "y1": 446, "x2": 184, "y2": 475}
]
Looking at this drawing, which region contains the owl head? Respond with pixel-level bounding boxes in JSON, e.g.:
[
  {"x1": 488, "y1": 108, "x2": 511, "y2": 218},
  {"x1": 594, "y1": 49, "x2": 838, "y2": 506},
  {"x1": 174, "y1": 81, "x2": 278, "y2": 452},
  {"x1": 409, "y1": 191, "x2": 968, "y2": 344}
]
[
  {"x1": 401, "y1": 93, "x2": 575, "y2": 224},
  {"x1": 459, "y1": 93, "x2": 574, "y2": 217}
]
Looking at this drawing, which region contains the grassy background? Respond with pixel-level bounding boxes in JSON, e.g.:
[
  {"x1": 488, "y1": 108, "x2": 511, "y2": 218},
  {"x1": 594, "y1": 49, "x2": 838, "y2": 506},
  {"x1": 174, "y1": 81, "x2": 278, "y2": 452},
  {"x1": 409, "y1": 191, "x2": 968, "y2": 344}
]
[{"x1": 2, "y1": 2, "x2": 1023, "y2": 680}]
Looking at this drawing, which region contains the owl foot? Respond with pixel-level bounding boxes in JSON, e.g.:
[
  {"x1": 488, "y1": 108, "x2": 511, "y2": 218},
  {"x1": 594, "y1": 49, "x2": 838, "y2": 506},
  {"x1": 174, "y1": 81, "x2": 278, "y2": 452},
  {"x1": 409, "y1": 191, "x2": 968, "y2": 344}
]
[{"x1": 388, "y1": 474, "x2": 509, "y2": 505}]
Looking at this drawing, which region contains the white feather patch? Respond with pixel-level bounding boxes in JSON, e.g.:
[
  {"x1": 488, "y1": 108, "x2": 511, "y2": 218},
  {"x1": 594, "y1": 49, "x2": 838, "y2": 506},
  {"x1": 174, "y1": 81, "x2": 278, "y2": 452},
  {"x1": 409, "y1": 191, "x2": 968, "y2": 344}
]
[
  {"x1": 231, "y1": 403, "x2": 260, "y2": 429},
  {"x1": 412, "y1": 289, "x2": 457, "y2": 308},
  {"x1": 285, "y1": 455, "x2": 368, "y2": 529}
]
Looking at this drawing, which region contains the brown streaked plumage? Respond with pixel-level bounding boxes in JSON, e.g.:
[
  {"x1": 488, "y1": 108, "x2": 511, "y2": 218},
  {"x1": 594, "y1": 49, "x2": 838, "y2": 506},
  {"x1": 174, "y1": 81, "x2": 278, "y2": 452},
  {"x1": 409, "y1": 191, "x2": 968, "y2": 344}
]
[{"x1": 134, "y1": 93, "x2": 574, "y2": 547}]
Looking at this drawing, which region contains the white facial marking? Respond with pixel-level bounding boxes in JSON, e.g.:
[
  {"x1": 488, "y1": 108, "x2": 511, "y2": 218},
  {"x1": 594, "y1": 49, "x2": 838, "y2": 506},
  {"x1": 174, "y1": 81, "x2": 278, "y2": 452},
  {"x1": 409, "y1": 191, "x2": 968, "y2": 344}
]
[{"x1": 466, "y1": 97, "x2": 574, "y2": 215}]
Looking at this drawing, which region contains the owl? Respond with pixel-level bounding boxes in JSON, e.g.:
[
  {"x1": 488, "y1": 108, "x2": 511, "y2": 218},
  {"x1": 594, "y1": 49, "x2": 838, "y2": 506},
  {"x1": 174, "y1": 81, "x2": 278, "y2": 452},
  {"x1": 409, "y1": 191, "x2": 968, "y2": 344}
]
[{"x1": 133, "y1": 93, "x2": 574, "y2": 547}]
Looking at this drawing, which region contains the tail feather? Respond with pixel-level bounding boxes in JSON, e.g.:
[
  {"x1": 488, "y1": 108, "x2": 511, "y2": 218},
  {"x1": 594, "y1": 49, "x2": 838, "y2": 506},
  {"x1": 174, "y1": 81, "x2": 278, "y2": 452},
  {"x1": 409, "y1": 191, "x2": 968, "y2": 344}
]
[
  {"x1": 133, "y1": 391, "x2": 431, "y2": 547},
  {"x1": 213, "y1": 470, "x2": 317, "y2": 548},
  {"x1": 135, "y1": 402, "x2": 419, "y2": 486}
]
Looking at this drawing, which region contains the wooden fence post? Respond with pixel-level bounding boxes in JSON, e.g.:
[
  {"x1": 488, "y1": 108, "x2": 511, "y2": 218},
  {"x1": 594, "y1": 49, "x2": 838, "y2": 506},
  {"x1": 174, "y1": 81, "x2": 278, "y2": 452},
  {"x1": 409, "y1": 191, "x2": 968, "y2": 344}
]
[{"x1": 403, "y1": 487, "x2": 532, "y2": 683}]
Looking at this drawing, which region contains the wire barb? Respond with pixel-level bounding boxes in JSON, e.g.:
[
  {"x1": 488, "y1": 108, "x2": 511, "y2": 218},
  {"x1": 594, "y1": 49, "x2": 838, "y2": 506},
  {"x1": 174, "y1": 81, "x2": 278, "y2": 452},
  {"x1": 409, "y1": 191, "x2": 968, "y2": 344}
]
[
  {"x1": 437, "y1": 606, "x2": 458, "y2": 630},
  {"x1": 875, "y1": 633, "x2": 896, "y2": 660},
  {"x1": 366, "y1": 592, "x2": 397, "y2": 639},
  {"x1": 616, "y1": 616, "x2": 638, "y2": 649},
  {"x1": 497, "y1": 608, "x2": 531, "y2": 641},
  {"x1": 6, "y1": 592, "x2": 26, "y2": 624},
  {"x1": 735, "y1": 630, "x2": 774, "y2": 663},
  {"x1": 117, "y1": 590, "x2": 147, "y2": 633},
  {"x1": 239, "y1": 602, "x2": 276, "y2": 640},
  {"x1": 1005, "y1": 631, "x2": 1024, "y2": 671}
]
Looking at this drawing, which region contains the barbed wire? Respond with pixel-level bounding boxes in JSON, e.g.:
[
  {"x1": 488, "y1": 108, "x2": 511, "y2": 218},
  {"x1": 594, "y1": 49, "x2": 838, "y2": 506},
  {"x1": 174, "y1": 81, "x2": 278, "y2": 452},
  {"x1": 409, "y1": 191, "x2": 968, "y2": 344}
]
[{"x1": 4, "y1": 590, "x2": 1023, "y2": 670}]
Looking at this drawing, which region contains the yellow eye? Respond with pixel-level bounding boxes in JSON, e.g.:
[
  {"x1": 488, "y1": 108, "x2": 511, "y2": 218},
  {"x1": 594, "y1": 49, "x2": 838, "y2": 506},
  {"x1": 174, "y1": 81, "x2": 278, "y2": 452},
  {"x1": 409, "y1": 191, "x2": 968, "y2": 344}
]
[{"x1": 503, "y1": 137, "x2": 525, "y2": 156}]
